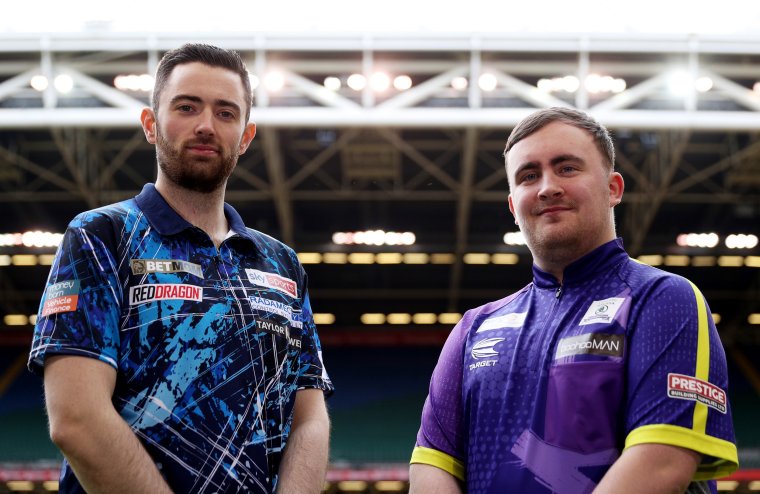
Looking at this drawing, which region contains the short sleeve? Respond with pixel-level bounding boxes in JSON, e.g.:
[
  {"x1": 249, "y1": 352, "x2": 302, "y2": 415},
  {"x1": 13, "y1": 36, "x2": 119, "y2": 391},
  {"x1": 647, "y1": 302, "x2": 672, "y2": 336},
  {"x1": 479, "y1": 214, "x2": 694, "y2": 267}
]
[
  {"x1": 295, "y1": 270, "x2": 333, "y2": 394},
  {"x1": 624, "y1": 275, "x2": 738, "y2": 479},
  {"x1": 28, "y1": 219, "x2": 123, "y2": 375},
  {"x1": 410, "y1": 318, "x2": 469, "y2": 481}
]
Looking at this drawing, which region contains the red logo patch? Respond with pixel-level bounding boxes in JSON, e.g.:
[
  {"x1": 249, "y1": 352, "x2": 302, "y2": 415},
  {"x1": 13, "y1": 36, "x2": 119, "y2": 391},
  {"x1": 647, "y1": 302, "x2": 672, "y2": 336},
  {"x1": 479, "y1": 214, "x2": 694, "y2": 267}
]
[{"x1": 667, "y1": 373, "x2": 727, "y2": 414}]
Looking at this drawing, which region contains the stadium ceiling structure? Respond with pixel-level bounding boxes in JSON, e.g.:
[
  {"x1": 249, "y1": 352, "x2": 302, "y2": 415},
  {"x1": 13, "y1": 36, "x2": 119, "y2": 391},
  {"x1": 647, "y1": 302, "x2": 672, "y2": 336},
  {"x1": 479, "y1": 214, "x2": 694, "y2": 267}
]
[{"x1": 0, "y1": 32, "x2": 759, "y2": 343}]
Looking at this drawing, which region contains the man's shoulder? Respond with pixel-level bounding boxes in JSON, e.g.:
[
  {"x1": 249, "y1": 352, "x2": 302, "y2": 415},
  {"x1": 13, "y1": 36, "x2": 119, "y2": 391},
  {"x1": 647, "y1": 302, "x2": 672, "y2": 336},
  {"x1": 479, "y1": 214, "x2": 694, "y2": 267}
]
[
  {"x1": 459, "y1": 283, "x2": 532, "y2": 326},
  {"x1": 618, "y1": 256, "x2": 699, "y2": 295},
  {"x1": 69, "y1": 197, "x2": 139, "y2": 230},
  {"x1": 244, "y1": 227, "x2": 297, "y2": 256}
]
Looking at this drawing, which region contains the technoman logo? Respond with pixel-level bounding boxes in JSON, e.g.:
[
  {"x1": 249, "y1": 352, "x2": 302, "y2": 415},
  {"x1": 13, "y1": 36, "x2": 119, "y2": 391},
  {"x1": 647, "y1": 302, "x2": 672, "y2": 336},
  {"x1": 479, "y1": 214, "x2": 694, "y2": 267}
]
[{"x1": 555, "y1": 333, "x2": 624, "y2": 359}]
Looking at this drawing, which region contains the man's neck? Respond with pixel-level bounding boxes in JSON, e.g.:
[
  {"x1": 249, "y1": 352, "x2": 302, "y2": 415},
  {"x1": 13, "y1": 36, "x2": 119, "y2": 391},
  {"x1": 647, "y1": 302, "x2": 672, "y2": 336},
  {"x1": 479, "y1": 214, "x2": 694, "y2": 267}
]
[
  {"x1": 531, "y1": 236, "x2": 616, "y2": 284},
  {"x1": 155, "y1": 179, "x2": 229, "y2": 248}
]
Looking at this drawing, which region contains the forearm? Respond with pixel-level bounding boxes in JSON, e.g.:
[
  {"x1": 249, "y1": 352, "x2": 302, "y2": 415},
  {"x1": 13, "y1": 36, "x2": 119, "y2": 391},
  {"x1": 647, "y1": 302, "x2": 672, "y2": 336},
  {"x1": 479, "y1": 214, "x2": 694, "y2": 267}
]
[
  {"x1": 52, "y1": 410, "x2": 172, "y2": 494},
  {"x1": 409, "y1": 464, "x2": 463, "y2": 494},
  {"x1": 44, "y1": 356, "x2": 172, "y2": 494},
  {"x1": 276, "y1": 416, "x2": 330, "y2": 494},
  {"x1": 594, "y1": 444, "x2": 699, "y2": 494},
  {"x1": 276, "y1": 390, "x2": 330, "y2": 494}
]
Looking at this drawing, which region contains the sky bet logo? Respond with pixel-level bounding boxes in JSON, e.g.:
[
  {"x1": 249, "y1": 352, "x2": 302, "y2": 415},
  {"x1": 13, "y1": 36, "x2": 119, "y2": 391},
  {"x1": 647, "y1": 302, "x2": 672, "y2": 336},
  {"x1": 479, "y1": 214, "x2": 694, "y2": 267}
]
[{"x1": 245, "y1": 269, "x2": 298, "y2": 298}]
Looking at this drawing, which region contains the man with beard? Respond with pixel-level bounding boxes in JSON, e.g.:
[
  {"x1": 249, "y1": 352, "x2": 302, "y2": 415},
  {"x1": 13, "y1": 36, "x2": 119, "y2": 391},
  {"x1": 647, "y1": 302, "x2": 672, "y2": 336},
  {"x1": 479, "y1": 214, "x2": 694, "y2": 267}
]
[
  {"x1": 409, "y1": 107, "x2": 737, "y2": 494},
  {"x1": 28, "y1": 44, "x2": 333, "y2": 494}
]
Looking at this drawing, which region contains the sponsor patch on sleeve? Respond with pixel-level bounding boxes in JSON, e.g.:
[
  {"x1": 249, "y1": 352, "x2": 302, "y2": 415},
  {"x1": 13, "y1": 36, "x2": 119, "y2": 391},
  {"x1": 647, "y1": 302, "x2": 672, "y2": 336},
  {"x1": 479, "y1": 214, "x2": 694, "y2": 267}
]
[
  {"x1": 129, "y1": 284, "x2": 203, "y2": 306},
  {"x1": 578, "y1": 297, "x2": 625, "y2": 326},
  {"x1": 245, "y1": 269, "x2": 298, "y2": 298},
  {"x1": 667, "y1": 373, "x2": 727, "y2": 414},
  {"x1": 41, "y1": 280, "x2": 80, "y2": 317}
]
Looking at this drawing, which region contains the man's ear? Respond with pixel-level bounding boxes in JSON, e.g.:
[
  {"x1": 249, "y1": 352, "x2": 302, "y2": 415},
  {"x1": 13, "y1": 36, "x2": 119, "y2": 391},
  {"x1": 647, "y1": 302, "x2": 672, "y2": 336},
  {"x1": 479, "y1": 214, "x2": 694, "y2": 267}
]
[
  {"x1": 508, "y1": 194, "x2": 518, "y2": 225},
  {"x1": 609, "y1": 171, "x2": 625, "y2": 207},
  {"x1": 140, "y1": 108, "x2": 157, "y2": 144},
  {"x1": 238, "y1": 122, "x2": 257, "y2": 154}
]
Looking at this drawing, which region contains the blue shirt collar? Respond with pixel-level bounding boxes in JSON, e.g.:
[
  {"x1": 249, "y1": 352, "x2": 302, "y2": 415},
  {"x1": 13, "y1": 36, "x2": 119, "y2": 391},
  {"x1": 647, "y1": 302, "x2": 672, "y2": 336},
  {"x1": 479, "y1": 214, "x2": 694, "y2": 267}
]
[
  {"x1": 532, "y1": 238, "x2": 628, "y2": 288},
  {"x1": 134, "y1": 183, "x2": 256, "y2": 244}
]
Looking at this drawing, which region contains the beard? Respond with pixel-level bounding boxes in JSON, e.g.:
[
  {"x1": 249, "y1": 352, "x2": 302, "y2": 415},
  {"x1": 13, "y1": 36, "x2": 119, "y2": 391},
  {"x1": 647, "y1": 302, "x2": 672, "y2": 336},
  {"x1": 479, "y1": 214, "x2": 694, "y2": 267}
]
[{"x1": 155, "y1": 128, "x2": 239, "y2": 194}]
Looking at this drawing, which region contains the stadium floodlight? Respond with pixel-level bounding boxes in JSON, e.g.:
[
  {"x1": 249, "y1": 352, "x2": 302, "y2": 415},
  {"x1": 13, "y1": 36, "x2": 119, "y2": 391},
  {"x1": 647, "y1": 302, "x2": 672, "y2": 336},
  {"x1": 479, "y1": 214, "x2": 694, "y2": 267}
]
[
  {"x1": 664, "y1": 255, "x2": 690, "y2": 267},
  {"x1": 451, "y1": 76, "x2": 468, "y2": 91},
  {"x1": 370, "y1": 72, "x2": 390, "y2": 92},
  {"x1": 676, "y1": 232, "x2": 719, "y2": 248},
  {"x1": 297, "y1": 252, "x2": 322, "y2": 264},
  {"x1": 322, "y1": 252, "x2": 348, "y2": 264},
  {"x1": 347, "y1": 73, "x2": 367, "y2": 91},
  {"x1": 376, "y1": 253, "x2": 403, "y2": 264},
  {"x1": 492, "y1": 253, "x2": 519, "y2": 265},
  {"x1": 537, "y1": 78, "x2": 554, "y2": 92},
  {"x1": 478, "y1": 73, "x2": 497, "y2": 92},
  {"x1": 503, "y1": 231, "x2": 526, "y2": 246},
  {"x1": 323, "y1": 76, "x2": 341, "y2": 91},
  {"x1": 263, "y1": 71, "x2": 285, "y2": 92},
  {"x1": 3, "y1": 314, "x2": 29, "y2": 326},
  {"x1": 403, "y1": 253, "x2": 429, "y2": 264},
  {"x1": 438, "y1": 313, "x2": 462, "y2": 324},
  {"x1": 695, "y1": 76, "x2": 713, "y2": 93},
  {"x1": 717, "y1": 256, "x2": 744, "y2": 267},
  {"x1": 360, "y1": 313, "x2": 385, "y2": 325},
  {"x1": 332, "y1": 230, "x2": 415, "y2": 246},
  {"x1": 393, "y1": 75, "x2": 412, "y2": 91},
  {"x1": 666, "y1": 70, "x2": 692, "y2": 96},
  {"x1": 54, "y1": 74, "x2": 74, "y2": 93},
  {"x1": 30, "y1": 75, "x2": 49, "y2": 91},
  {"x1": 387, "y1": 313, "x2": 412, "y2": 324},
  {"x1": 21, "y1": 231, "x2": 64, "y2": 248},
  {"x1": 412, "y1": 313, "x2": 437, "y2": 325},
  {"x1": 637, "y1": 255, "x2": 663, "y2": 266},
  {"x1": 12, "y1": 255, "x2": 37, "y2": 266},
  {"x1": 313, "y1": 313, "x2": 335, "y2": 325},
  {"x1": 463, "y1": 253, "x2": 490, "y2": 264},
  {"x1": 725, "y1": 234, "x2": 758, "y2": 249},
  {"x1": 563, "y1": 75, "x2": 581, "y2": 93}
]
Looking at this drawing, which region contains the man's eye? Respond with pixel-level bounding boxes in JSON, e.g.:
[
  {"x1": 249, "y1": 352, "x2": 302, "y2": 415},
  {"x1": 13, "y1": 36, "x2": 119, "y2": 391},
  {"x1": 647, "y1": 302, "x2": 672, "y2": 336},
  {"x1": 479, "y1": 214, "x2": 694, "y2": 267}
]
[
  {"x1": 219, "y1": 111, "x2": 235, "y2": 119},
  {"x1": 178, "y1": 105, "x2": 193, "y2": 112}
]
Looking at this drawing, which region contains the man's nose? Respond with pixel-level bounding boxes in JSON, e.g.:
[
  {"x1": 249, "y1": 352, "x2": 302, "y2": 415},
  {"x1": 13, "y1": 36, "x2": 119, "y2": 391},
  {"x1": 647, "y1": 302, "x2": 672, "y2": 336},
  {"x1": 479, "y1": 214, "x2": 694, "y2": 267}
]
[
  {"x1": 195, "y1": 109, "x2": 216, "y2": 136},
  {"x1": 538, "y1": 174, "x2": 563, "y2": 200}
]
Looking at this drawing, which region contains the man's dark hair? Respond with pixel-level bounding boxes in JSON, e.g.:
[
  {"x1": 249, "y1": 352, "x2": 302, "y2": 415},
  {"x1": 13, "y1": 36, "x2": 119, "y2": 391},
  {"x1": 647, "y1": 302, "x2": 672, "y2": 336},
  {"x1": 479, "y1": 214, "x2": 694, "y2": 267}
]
[
  {"x1": 503, "y1": 107, "x2": 615, "y2": 172},
  {"x1": 152, "y1": 43, "x2": 252, "y2": 122}
]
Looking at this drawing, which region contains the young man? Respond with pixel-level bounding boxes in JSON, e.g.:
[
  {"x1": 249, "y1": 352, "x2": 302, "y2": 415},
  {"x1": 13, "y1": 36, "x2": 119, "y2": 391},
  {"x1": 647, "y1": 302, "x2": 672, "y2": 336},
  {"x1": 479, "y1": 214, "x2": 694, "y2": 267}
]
[
  {"x1": 409, "y1": 107, "x2": 738, "y2": 494},
  {"x1": 29, "y1": 44, "x2": 332, "y2": 494}
]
